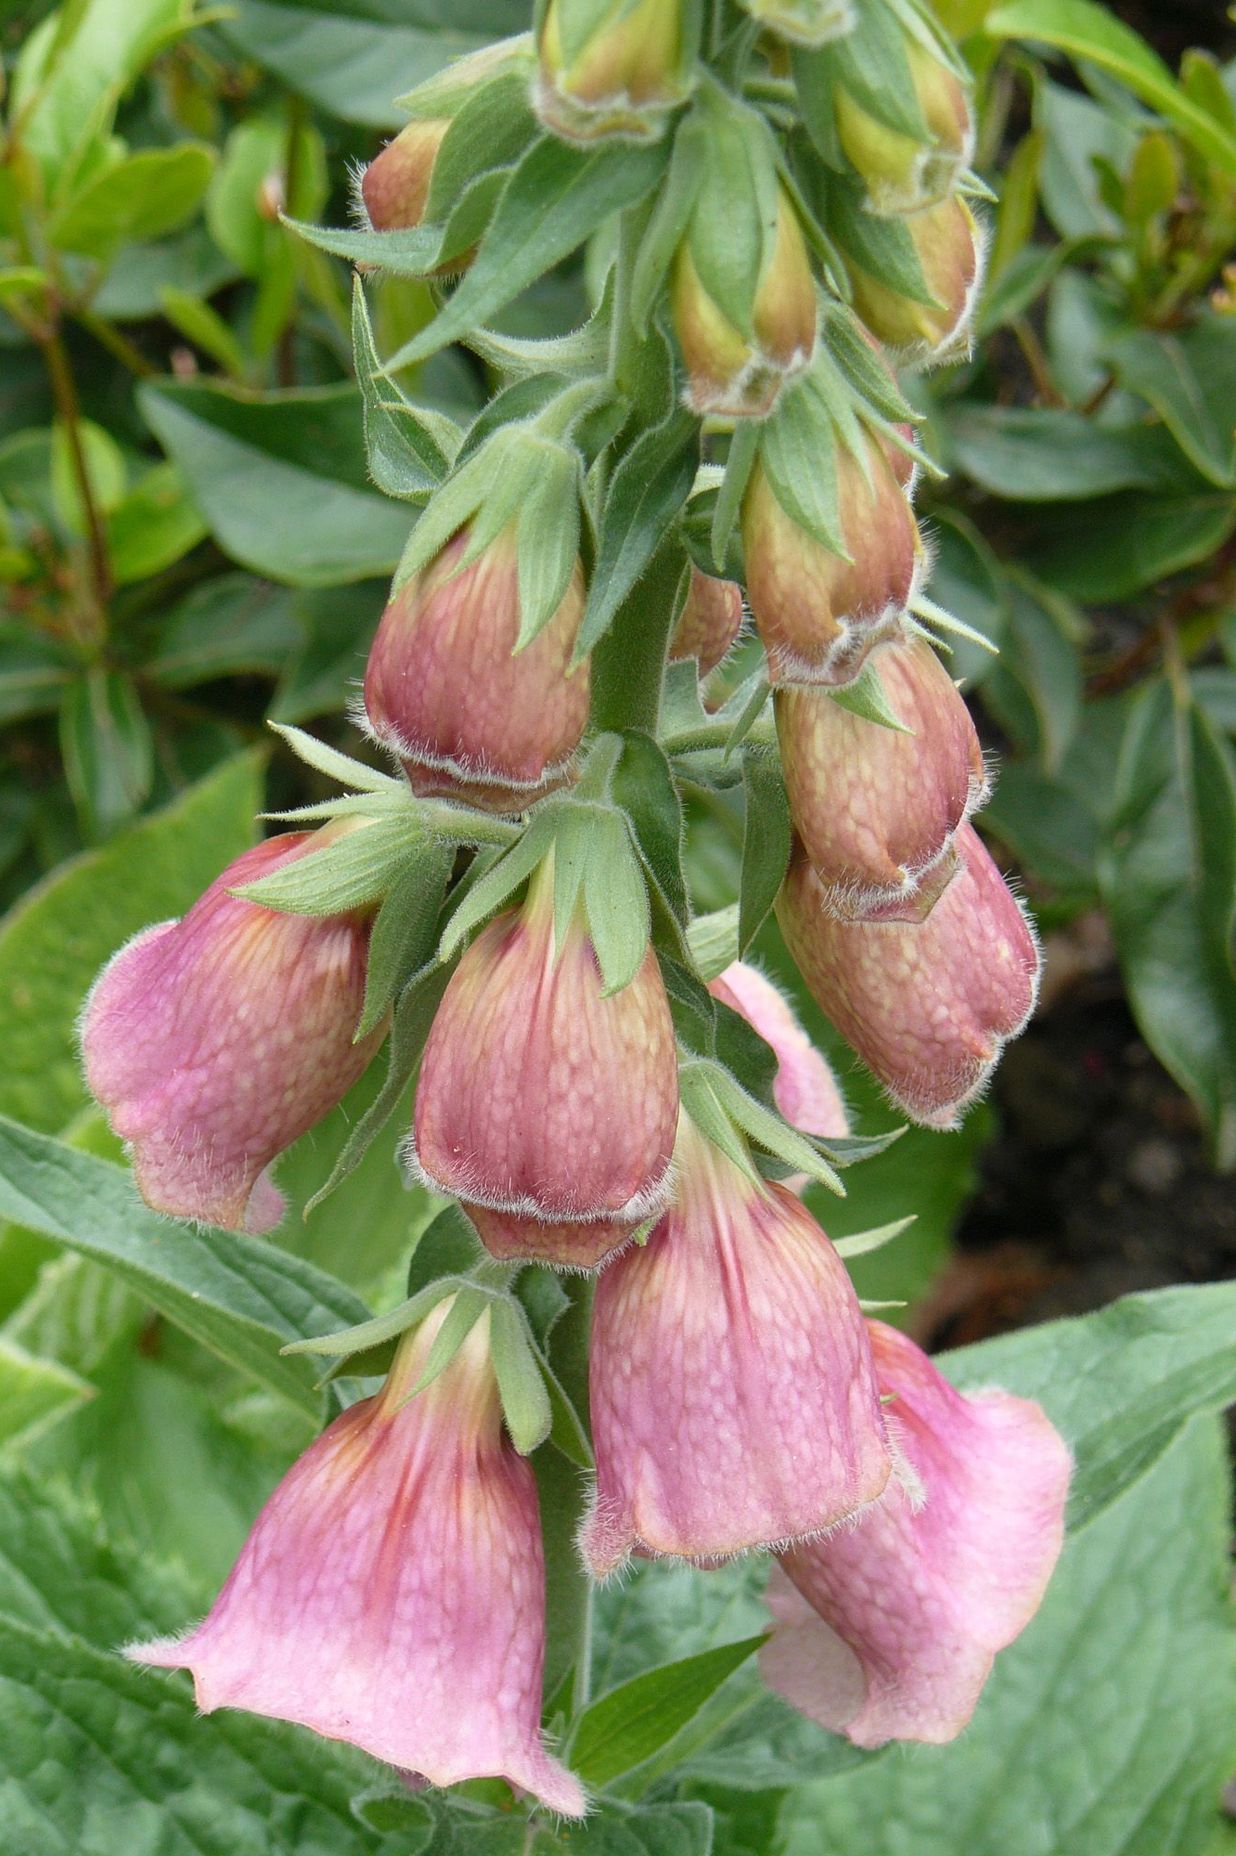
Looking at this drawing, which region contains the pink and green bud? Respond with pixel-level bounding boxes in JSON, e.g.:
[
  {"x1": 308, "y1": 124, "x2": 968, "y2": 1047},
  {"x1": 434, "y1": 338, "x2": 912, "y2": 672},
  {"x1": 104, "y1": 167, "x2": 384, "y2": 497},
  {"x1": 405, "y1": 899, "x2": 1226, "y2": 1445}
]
[
  {"x1": 738, "y1": 0, "x2": 855, "y2": 49},
  {"x1": 363, "y1": 525, "x2": 590, "y2": 805},
  {"x1": 776, "y1": 630, "x2": 988, "y2": 916},
  {"x1": 709, "y1": 961, "x2": 848, "y2": 1140},
  {"x1": 81, "y1": 833, "x2": 382, "y2": 1234},
  {"x1": 836, "y1": 41, "x2": 973, "y2": 216},
  {"x1": 535, "y1": 0, "x2": 693, "y2": 144},
  {"x1": 361, "y1": 118, "x2": 450, "y2": 232},
  {"x1": 741, "y1": 443, "x2": 921, "y2": 686},
  {"x1": 777, "y1": 823, "x2": 1041, "y2": 1128},
  {"x1": 672, "y1": 183, "x2": 817, "y2": 418},
  {"x1": 127, "y1": 1300, "x2": 585, "y2": 1815},
  {"x1": 846, "y1": 197, "x2": 985, "y2": 362},
  {"x1": 411, "y1": 855, "x2": 678, "y2": 1270},
  {"x1": 668, "y1": 565, "x2": 745, "y2": 676},
  {"x1": 581, "y1": 1113, "x2": 891, "y2": 1575},
  {"x1": 762, "y1": 1320, "x2": 1070, "y2": 1746}
]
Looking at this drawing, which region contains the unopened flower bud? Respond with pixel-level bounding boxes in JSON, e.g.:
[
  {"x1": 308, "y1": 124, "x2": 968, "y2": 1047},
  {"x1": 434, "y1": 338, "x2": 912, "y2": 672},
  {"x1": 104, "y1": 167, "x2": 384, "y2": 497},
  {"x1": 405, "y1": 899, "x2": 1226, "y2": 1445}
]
[
  {"x1": 739, "y1": 0, "x2": 855, "y2": 49},
  {"x1": 363, "y1": 525, "x2": 590, "y2": 805},
  {"x1": 535, "y1": 0, "x2": 692, "y2": 143},
  {"x1": 742, "y1": 443, "x2": 921, "y2": 686},
  {"x1": 762, "y1": 1320, "x2": 1069, "y2": 1746},
  {"x1": 673, "y1": 180, "x2": 817, "y2": 417},
  {"x1": 777, "y1": 824, "x2": 1040, "y2": 1128},
  {"x1": 845, "y1": 197, "x2": 985, "y2": 362},
  {"x1": 128, "y1": 1300, "x2": 585, "y2": 1815},
  {"x1": 411, "y1": 853, "x2": 678, "y2": 1270},
  {"x1": 668, "y1": 566, "x2": 744, "y2": 676},
  {"x1": 581, "y1": 1114, "x2": 890, "y2": 1574},
  {"x1": 361, "y1": 118, "x2": 450, "y2": 232},
  {"x1": 710, "y1": 961, "x2": 848, "y2": 1140},
  {"x1": 836, "y1": 40, "x2": 972, "y2": 216},
  {"x1": 82, "y1": 833, "x2": 382, "y2": 1233},
  {"x1": 776, "y1": 630, "x2": 988, "y2": 915}
]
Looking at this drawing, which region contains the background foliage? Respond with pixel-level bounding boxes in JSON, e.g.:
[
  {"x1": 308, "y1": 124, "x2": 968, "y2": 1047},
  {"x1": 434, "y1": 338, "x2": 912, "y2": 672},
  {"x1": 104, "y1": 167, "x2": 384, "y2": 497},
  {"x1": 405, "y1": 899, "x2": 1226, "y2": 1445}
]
[{"x1": 0, "y1": 0, "x2": 1233, "y2": 1851}]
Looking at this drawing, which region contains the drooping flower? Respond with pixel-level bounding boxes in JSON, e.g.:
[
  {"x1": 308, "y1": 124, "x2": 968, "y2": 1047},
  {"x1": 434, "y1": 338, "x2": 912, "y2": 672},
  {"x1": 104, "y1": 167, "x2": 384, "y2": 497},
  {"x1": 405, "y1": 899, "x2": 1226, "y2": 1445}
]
[
  {"x1": 835, "y1": 36, "x2": 973, "y2": 216},
  {"x1": 361, "y1": 118, "x2": 450, "y2": 232},
  {"x1": 127, "y1": 1300, "x2": 585, "y2": 1815},
  {"x1": 761, "y1": 1320, "x2": 1070, "y2": 1746},
  {"x1": 535, "y1": 0, "x2": 692, "y2": 143},
  {"x1": 776, "y1": 629, "x2": 988, "y2": 916},
  {"x1": 843, "y1": 196, "x2": 985, "y2": 363},
  {"x1": 668, "y1": 565, "x2": 745, "y2": 677},
  {"x1": 581, "y1": 1113, "x2": 890, "y2": 1574},
  {"x1": 709, "y1": 960, "x2": 849, "y2": 1140},
  {"x1": 741, "y1": 443, "x2": 922, "y2": 687},
  {"x1": 363, "y1": 525, "x2": 590, "y2": 805},
  {"x1": 777, "y1": 824, "x2": 1040, "y2": 1127},
  {"x1": 411, "y1": 852, "x2": 678, "y2": 1270},
  {"x1": 82, "y1": 832, "x2": 382, "y2": 1233}
]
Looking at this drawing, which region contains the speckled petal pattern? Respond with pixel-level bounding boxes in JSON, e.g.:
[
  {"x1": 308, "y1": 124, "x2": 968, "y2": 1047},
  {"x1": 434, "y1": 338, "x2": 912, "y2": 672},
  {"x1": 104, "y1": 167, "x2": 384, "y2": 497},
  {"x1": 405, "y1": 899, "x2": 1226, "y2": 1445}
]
[
  {"x1": 582, "y1": 1120, "x2": 891, "y2": 1573},
  {"x1": 127, "y1": 1305, "x2": 585, "y2": 1817},
  {"x1": 761, "y1": 1320, "x2": 1070, "y2": 1746},
  {"x1": 777, "y1": 631, "x2": 988, "y2": 915},
  {"x1": 778, "y1": 824, "x2": 1040, "y2": 1128},
  {"x1": 412, "y1": 872, "x2": 678, "y2": 1265},
  {"x1": 82, "y1": 833, "x2": 382, "y2": 1233},
  {"x1": 710, "y1": 961, "x2": 849, "y2": 1139},
  {"x1": 363, "y1": 527, "x2": 590, "y2": 794}
]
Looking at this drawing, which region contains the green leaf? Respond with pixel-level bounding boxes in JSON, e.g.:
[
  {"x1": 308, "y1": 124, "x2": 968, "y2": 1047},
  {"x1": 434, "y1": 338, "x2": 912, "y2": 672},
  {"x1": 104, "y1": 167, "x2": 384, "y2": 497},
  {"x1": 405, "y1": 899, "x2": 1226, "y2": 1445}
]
[
  {"x1": 1104, "y1": 319, "x2": 1236, "y2": 489},
  {"x1": 738, "y1": 751, "x2": 791, "y2": 955},
  {"x1": 781, "y1": 1418, "x2": 1234, "y2": 1856},
  {"x1": 107, "y1": 462, "x2": 208, "y2": 586},
  {"x1": 0, "y1": 1334, "x2": 92, "y2": 1448},
  {"x1": 48, "y1": 143, "x2": 214, "y2": 260},
  {"x1": 351, "y1": 279, "x2": 457, "y2": 502},
  {"x1": 232, "y1": 816, "x2": 425, "y2": 915},
  {"x1": 220, "y1": 0, "x2": 527, "y2": 129},
  {"x1": 146, "y1": 576, "x2": 304, "y2": 688},
  {"x1": 944, "y1": 406, "x2": 1188, "y2": 501},
  {"x1": 572, "y1": 1636, "x2": 767, "y2": 1787},
  {"x1": 0, "y1": 752, "x2": 260, "y2": 1134},
  {"x1": 0, "y1": 625, "x2": 73, "y2": 725},
  {"x1": 58, "y1": 669, "x2": 153, "y2": 840},
  {"x1": 612, "y1": 730, "x2": 690, "y2": 930},
  {"x1": 386, "y1": 135, "x2": 670, "y2": 369},
  {"x1": 1099, "y1": 686, "x2": 1236, "y2": 1165},
  {"x1": 981, "y1": 576, "x2": 1083, "y2": 775},
  {"x1": 139, "y1": 380, "x2": 413, "y2": 587},
  {"x1": 357, "y1": 843, "x2": 453, "y2": 1038},
  {"x1": 576, "y1": 408, "x2": 701, "y2": 660},
  {"x1": 1022, "y1": 487, "x2": 1236, "y2": 601},
  {"x1": 986, "y1": 0, "x2": 1236, "y2": 177},
  {"x1": 0, "y1": 1117, "x2": 371, "y2": 1416},
  {"x1": 583, "y1": 811, "x2": 652, "y2": 996},
  {"x1": 488, "y1": 1296, "x2": 552, "y2": 1456}
]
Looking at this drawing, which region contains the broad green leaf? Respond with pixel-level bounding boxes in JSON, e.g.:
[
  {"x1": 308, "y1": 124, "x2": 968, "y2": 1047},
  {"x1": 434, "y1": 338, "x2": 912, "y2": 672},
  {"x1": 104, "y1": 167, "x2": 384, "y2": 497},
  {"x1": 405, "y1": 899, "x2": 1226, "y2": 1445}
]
[
  {"x1": 146, "y1": 576, "x2": 303, "y2": 687},
  {"x1": 572, "y1": 1636, "x2": 766, "y2": 1787},
  {"x1": 987, "y1": 0, "x2": 1236, "y2": 177},
  {"x1": 58, "y1": 669, "x2": 154, "y2": 840},
  {"x1": 781, "y1": 1418, "x2": 1234, "y2": 1856},
  {"x1": 576, "y1": 409, "x2": 701, "y2": 659},
  {"x1": 0, "y1": 1118, "x2": 371, "y2": 1415},
  {"x1": 944, "y1": 406, "x2": 1188, "y2": 501},
  {"x1": 351, "y1": 281, "x2": 455, "y2": 502},
  {"x1": 0, "y1": 1335, "x2": 92, "y2": 1448},
  {"x1": 221, "y1": 0, "x2": 527, "y2": 129},
  {"x1": 0, "y1": 753, "x2": 261, "y2": 1134},
  {"x1": 1104, "y1": 319, "x2": 1236, "y2": 489},
  {"x1": 48, "y1": 143, "x2": 214, "y2": 260},
  {"x1": 139, "y1": 381, "x2": 412, "y2": 587},
  {"x1": 981, "y1": 577, "x2": 1083, "y2": 775},
  {"x1": 107, "y1": 462, "x2": 208, "y2": 585},
  {"x1": 0, "y1": 625, "x2": 73, "y2": 724},
  {"x1": 1099, "y1": 687, "x2": 1236, "y2": 1164},
  {"x1": 1023, "y1": 487, "x2": 1236, "y2": 601}
]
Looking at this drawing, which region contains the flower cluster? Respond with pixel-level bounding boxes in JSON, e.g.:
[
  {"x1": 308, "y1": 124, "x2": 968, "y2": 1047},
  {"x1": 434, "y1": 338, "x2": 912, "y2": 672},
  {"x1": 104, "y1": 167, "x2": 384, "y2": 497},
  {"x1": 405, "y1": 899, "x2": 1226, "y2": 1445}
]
[{"x1": 79, "y1": 0, "x2": 1074, "y2": 1826}]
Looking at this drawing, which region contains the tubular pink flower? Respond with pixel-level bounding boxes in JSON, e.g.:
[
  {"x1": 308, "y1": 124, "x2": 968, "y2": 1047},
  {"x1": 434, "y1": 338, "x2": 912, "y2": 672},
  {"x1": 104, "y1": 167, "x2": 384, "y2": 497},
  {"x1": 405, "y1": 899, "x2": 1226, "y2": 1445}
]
[
  {"x1": 777, "y1": 824, "x2": 1041, "y2": 1128},
  {"x1": 761, "y1": 1320, "x2": 1070, "y2": 1747},
  {"x1": 411, "y1": 857, "x2": 678, "y2": 1270},
  {"x1": 81, "y1": 833, "x2": 381, "y2": 1234},
  {"x1": 361, "y1": 119, "x2": 450, "y2": 233},
  {"x1": 668, "y1": 565, "x2": 745, "y2": 677},
  {"x1": 581, "y1": 1116, "x2": 891, "y2": 1574},
  {"x1": 127, "y1": 1303, "x2": 585, "y2": 1815},
  {"x1": 710, "y1": 961, "x2": 849, "y2": 1140},
  {"x1": 363, "y1": 526, "x2": 590, "y2": 804},
  {"x1": 742, "y1": 444, "x2": 922, "y2": 688},
  {"x1": 776, "y1": 630, "x2": 988, "y2": 916}
]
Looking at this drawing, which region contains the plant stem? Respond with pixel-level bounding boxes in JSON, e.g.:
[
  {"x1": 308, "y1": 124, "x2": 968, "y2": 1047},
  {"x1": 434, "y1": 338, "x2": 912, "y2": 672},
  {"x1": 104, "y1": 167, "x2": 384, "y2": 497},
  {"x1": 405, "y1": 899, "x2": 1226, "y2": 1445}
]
[{"x1": 41, "y1": 324, "x2": 112, "y2": 632}]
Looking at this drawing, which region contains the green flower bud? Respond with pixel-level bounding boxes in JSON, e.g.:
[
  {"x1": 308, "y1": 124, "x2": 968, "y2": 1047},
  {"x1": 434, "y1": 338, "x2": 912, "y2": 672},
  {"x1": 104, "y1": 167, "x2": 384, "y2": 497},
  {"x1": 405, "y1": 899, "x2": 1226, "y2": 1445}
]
[
  {"x1": 739, "y1": 0, "x2": 855, "y2": 49},
  {"x1": 535, "y1": 0, "x2": 694, "y2": 144},
  {"x1": 845, "y1": 197, "x2": 985, "y2": 363},
  {"x1": 836, "y1": 40, "x2": 972, "y2": 215}
]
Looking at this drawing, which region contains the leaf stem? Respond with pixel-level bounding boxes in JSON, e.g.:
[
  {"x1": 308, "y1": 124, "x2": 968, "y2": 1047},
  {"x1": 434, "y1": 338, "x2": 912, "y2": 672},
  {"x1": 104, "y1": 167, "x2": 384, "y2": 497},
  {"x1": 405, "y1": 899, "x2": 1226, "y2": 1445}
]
[{"x1": 40, "y1": 324, "x2": 112, "y2": 630}]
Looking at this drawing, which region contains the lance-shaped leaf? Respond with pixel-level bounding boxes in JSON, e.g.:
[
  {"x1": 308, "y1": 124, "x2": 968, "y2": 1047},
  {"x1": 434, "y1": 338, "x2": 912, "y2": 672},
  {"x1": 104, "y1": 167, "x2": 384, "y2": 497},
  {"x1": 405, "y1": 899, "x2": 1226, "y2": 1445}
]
[{"x1": 350, "y1": 281, "x2": 459, "y2": 502}]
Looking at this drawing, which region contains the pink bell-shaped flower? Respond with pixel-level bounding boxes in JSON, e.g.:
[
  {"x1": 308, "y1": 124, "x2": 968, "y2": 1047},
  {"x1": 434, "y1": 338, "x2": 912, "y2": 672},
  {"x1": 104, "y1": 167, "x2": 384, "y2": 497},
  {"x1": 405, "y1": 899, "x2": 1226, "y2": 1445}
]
[
  {"x1": 411, "y1": 853, "x2": 678, "y2": 1269},
  {"x1": 363, "y1": 526, "x2": 590, "y2": 805},
  {"x1": 776, "y1": 629, "x2": 988, "y2": 917},
  {"x1": 668, "y1": 565, "x2": 745, "y2": 677},
  {"x1": 581, "y1": 1113, "x2": 891, "y2": 1574},
  {"x1": 127, "y1": 1299, "x2": 585, "y2": 1816},
  {"x1": 709, "y1": 961, "x2": 849, "y2": 1141},
  {"x1": 777, "y1": 824, "x2": 1040, "y2": 1127},
  {"x1": 82, "y1": 832, "x2": 382, "y2": 1234},
  {"x1": 761, "y1": 1320, "x2": 1070, "y2": 1747}
]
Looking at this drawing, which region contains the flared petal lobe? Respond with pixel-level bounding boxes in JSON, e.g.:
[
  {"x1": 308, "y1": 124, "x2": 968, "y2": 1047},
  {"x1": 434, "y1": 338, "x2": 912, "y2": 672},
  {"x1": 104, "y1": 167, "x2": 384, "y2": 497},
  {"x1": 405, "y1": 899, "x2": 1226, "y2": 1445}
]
[
  {"x1": 582, "y1": 1119, "x2": 890, "y2": 1574},
  {"x1": 777, "y1": 825, "x2": 1040, "y2": 1127},
  {"x1": 710, "y1": 961, "x2": 849, "y2": 1140},
  {"x1": 82, "y1": 833, "x2": 381, "y2": 1233},
  {"x1": 776, "y1": 631, "x2": 987, "y2": 915},
  {"x1": 412, "y1": 864, "x2": 678, "y2": 1268},
  {"x1": 761, "y1": 1320, "x2": 1070, "y2": 1746},
  {"x1": 363, "y1": 527, "x2": 590, "y2": 801},
  {"x1": 127, "y1": 1304, "x2": 585, "y2": 1816}
]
